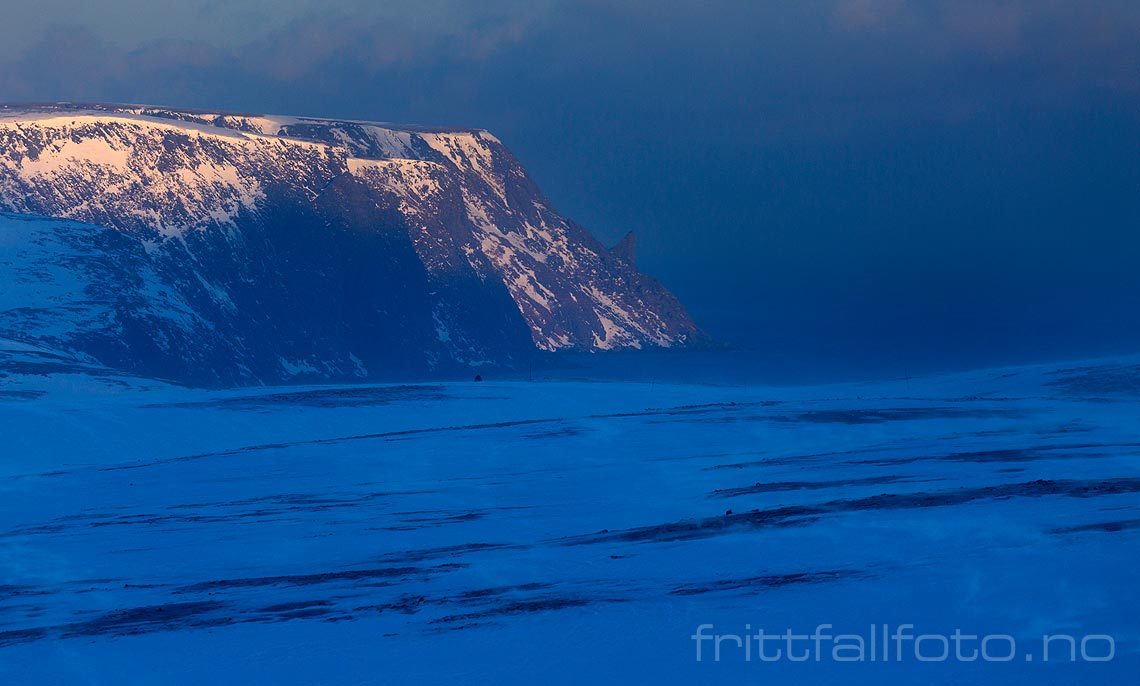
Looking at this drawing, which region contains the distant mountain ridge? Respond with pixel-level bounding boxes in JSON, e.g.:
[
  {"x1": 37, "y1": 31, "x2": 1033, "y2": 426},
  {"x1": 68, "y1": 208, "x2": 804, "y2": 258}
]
[{"x1": 0, "y1": 104, "x2": 702, "y2": 384}]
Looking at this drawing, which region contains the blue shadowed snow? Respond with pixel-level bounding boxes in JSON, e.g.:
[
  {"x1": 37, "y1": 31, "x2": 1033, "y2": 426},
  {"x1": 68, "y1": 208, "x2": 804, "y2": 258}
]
[{"x1": 0, "y1": 346, "x2": 1138, "y2": 684}]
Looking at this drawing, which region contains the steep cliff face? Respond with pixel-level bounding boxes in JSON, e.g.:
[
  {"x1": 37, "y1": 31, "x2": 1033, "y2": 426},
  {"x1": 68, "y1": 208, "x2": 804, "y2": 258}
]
[{"x1": 0, "y1": 104, "x2": 702, "y2": 384}]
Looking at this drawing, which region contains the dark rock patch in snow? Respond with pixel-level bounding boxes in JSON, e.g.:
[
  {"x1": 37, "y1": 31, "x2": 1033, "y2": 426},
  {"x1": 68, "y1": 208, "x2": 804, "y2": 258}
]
[
  {"x1": 670, "y1": 570, "x2": 862, "y2": 596},
  {"x1": 773, "y1": 407, "x2": 1023, "y2": 425},
  {"x1": 710, "y1": 475, "x2": 922, "y2": 499},
  {"x1": 145, "y1": 385, "x2": 450, "y2": 410},
  {"x1": 568, "y1": 478, "x2": 1140, "y2": 545},
  {"x1": 1049, "y1": 518, "x2": 1140, "y2": 535},
  {"x1": 176, "y1": 563, "x2": 462, "y2": 593},
  {"x1": 1049, "y1": 364, "x2": 1140, "y2": 397}
]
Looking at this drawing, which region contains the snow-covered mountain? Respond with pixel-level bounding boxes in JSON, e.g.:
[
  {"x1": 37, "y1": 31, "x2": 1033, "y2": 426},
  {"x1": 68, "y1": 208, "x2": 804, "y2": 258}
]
[{"x1": 0, "y1": 104, "x2": 702, "y2": 384}]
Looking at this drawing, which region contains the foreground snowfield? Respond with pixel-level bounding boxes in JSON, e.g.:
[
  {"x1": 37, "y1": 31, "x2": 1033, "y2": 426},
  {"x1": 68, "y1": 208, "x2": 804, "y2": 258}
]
[{"x1": 1, "y1": 344, "x2": 1138, "y2": 684}]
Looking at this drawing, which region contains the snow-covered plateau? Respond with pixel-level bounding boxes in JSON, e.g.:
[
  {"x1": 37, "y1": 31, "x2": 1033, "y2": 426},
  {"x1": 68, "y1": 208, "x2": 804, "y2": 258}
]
[
  {"x1": 0, "y1": 345, "x2": 1137, "y2": 684},
  {"x1": 0, "y1": 104, "x2": 702, "y2": 384}
]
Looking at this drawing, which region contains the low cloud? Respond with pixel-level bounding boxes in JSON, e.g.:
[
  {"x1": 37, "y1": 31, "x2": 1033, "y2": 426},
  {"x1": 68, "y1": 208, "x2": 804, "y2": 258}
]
[
  {"x1": 831, "y1": 0, "x2": 1140, "y2": 91},
  {"x1": 0, "y1": 2, "x2": 1135, "y2": 128}
]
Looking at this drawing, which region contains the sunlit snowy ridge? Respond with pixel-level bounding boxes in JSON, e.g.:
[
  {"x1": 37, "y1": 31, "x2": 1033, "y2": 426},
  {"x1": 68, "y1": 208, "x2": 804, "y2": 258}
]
[{"x1": 0, "y1": 104, "x2": 702, "y2": 384}]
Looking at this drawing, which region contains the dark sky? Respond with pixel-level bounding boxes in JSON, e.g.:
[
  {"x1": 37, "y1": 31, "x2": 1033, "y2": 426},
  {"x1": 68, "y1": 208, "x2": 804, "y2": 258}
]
[{"x1": 3, "y1": 1, "x2": 1138, "y2": 376}]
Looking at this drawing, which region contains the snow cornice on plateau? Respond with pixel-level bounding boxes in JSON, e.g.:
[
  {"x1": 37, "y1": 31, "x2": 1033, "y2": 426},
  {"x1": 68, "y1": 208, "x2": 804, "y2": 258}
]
[{"x1": 0, "y1": 102, "x2": 496, "y2": 162}]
